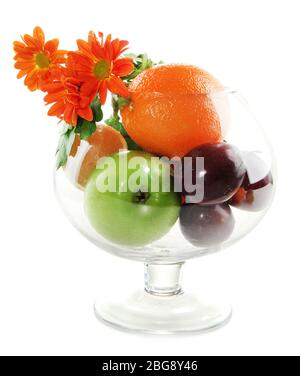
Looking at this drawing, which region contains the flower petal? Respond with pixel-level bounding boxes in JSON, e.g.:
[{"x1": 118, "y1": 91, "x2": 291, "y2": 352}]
[
  {"x1": 107, "y1": 76, "x2": 130, "y2": 98},
  {"x1": 89, "y1": 31, "x2": 100, "y2": 48},
  {"x1": 111, "y1": 39, "x2": 129, "y2": 59},
  {"x1": 24, "y1": 69, "x2": 39, "y2": 91},
  {"x1": 33, "y1": 26, "x2": 45, "y2": 46},
  {"x1": 44, "y1": 39, "x2": 59, "y2": 55},
  {"x1": 81, "y1": 78, "x2": 99, "y2": 99},
  {"x1": 17, "y1": 69, "x2": 31, "y2": 79},
  {"x1": 14, "y1": 61, "x2": 35, "y2": 70},
  {"x1": 77, "y1": 39, "x2": 93, "y2": 58},
  {"x1": 14, "y1": 51, "x2": 35, "y2": 60},
  {"x1": 48, "y1": 100, "x2": 65, "y2": 116},
  {"x1": 91, "y1": 40, "x2": 104, "y2": 60},
  {"x1": 64, "y1": 103, "x2": 75, "y2": 124},
  {"x1": 66, "y1": 93, "x2": 80, "y2": 105},
  {"x1": 69, "y1": 51, "x2": 92, "y2": 68},
  {"x1": 44, "y1": 91, "x2": 65, "y2": 103},
  {"x1": 103, "y1": 35, "x2": 113, "y2": 61},
  {"x1": 22, "y1": 34, "x2": 40, "y2": 50},
  {"x1": 43, "y1": 81, "x2": 64, "y2": 93},
  {"x1": 71, "y1": 107, "x2": 78, "y2": 126},
  {"x1": 77, "y1": 106, "x2": 93, "y2": 121},
  {"x1": 112, "y1": 58, "x2": 134, "y2": 77},
  {"x1": 98, "y1": 80, "x2": 108, "y2": 105}
]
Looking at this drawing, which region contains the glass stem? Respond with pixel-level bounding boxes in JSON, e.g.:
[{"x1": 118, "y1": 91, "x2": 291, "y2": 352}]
[{"x1": 144, "y1": 263, "x2": 184, "y2": 296}]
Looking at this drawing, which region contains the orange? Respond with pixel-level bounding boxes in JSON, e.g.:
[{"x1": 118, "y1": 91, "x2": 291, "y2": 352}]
[
  {"x1": 69, "y1": 124, "x2": 127, "y2": 187},
  {"x1": 121, "y1": 64, "x2": 225, "y2": 157}
]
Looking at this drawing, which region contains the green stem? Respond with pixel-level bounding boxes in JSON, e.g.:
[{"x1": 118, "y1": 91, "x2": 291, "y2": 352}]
[{"x1": 112, "y1": 96, "x2": 119, "y2": 118}]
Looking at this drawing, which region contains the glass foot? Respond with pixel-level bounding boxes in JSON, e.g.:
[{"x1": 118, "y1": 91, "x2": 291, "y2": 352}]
[
  {"x1": 94, "y1": 263, "x2": 232, "y2": 334},
  {"x1": 94, "y1": 290, "x2": 232, "y2": 334}
]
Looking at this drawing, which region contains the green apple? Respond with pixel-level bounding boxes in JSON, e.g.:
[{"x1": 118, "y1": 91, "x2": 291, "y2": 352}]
[{"x1": 84, "y1": 151, "x2": 181, "y2": 247}]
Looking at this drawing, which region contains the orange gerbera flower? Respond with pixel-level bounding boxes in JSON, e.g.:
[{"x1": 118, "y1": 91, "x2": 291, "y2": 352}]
[
  {"x1": 13, "y1": 26, "x2": 67, "y2": 91},
  {"x1": 69, "y1": 32, "x2": 134, "y2": 105},
  {"x1": 43, "y1": 70, "x2": 93, "y2": 126}
]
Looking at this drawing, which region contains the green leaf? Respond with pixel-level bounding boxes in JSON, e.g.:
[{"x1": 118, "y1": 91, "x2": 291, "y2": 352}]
[
  {"x1": 55, "y1": 117, "x2": 98, "y2": 170},
  {"x1": 105, "y1": 115, "x2": 127, "y2": 136},
  {"x1": 59, "y1": 123, "x2": 72, "y2": 136},
  {"x1": 111, "y1": 94, "x2": 130, "y2": 114},
  {"x1": 105, "y1": 115, "x2": 143, "y2": 151},
  {"x1": 91, "y1": 96, "x2": 103, "y2": 122},
  {"x1": 75, "y1": 119, "x2": 97, "y2": 140},
  {"x1": 65, "y1": 129, "x2": 76, "y2": 158},
  {"x1": 125, "y1": 136, "x2": 143, "y2": 151},
  {"x1": 56, "y1": 125, "x2": 76, "y2": 169},
  {"x1": 123, "y1": 53, "x2": 159, "y2": 82},
  {"x1": 116, "y1": 96, "x2": 130, "y2": 110}
]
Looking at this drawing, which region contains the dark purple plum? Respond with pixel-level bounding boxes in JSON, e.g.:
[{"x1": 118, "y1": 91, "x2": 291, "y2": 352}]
[
  {"x1": 241, "y1": 151, "x2": 273, "y2": 190},
  {"x1": 180, "y1": 203, "x2": 235, "y2": 247},
  {"x1": 243, "y1": 173, "x2": 273, "y2": 190},
  {"x1": 181, "y1": 143, "x2": 246, "y2": 204},
  {"x1": 230, "y1": 186, "x2": 273, "y2": 212},
  {"x1": 230, "y1": 152, "x2": 274, "y2": 211}
]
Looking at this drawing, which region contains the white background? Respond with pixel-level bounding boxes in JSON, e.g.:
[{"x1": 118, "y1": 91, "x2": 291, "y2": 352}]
[{"x1": 0, "y1": 0, "x2": 299, "y2": 356}]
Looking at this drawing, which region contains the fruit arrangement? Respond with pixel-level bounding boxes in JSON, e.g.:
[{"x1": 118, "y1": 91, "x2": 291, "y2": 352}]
[{"x1": 14, "y1": 27, "x2": 274, "y2": 249}]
